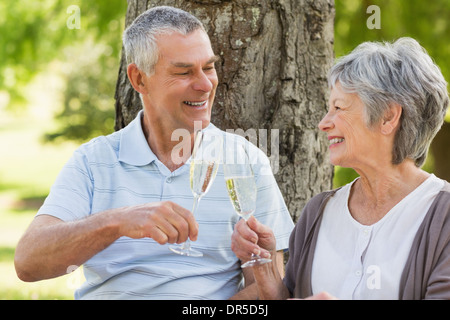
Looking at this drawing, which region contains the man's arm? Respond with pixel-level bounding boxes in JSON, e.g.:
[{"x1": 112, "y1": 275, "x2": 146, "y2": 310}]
[
  {"x1": 15, "y1": 213, "x2": 118, "y2": 282},
  {"x1": 14, "y1": 201, "x2": 197, "y2": 282}
]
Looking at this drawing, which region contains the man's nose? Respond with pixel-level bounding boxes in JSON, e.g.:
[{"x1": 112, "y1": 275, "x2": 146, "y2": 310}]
[{"x1": 192, "y1": 71, "x2": 214, "y2": 92}]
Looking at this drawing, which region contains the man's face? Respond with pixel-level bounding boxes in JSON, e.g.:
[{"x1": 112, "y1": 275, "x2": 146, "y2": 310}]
[{"x1": 142, "y1": 29, "x2": 219, "y2": 133}]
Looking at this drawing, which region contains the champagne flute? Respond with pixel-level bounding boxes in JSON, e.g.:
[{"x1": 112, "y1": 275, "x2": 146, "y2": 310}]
[
  {"x1": 169, "y1": 130, "x2": 222, "y2": 257},
  {"x1": 224, "y1": 144, "x2": 271, "y2": 268}
]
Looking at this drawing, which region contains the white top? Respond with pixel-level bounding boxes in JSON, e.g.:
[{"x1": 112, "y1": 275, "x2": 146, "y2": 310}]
[
  {"x1": 311, "y1": 174, "x2": 444, "y2": 299},
  {"x1": 37, "y1": 111, "x2": 294, "y2": 299}
]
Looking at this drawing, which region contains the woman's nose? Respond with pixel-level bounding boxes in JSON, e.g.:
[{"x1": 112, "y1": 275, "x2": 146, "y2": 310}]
[{"x1": 318, "y1": 110, "x2": 334, "y2": 132}]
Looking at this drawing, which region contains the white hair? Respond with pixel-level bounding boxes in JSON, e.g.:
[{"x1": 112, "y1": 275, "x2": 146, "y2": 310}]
[
  {"x1": 123, "y1": 6, "x2": 205, "y2": 76},
  {"x1": 329, "y1": 37, "x2": 449, "y2": 167}
]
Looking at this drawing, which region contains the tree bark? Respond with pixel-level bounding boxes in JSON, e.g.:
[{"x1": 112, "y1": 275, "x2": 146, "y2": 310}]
[
  {"x1": 114, "y1": 0, "x2": 335, "y2": 222},
  {"x1": 431, "y1": 121, "x2": 450, "y2": 182}
]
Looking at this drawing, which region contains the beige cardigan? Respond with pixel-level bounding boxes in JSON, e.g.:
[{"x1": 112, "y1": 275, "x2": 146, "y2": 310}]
[{"x1": 284, "y1": 182, "x2": 450, "y2": 299}]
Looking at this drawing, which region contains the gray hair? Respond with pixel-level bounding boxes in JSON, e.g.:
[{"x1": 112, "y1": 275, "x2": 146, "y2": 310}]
[
  {"x1": 329, "y1": 37, "x2": 449, "y2": 167},
  {"x1": 123, "y1": 6, "x2": 205, "y2": 76}
]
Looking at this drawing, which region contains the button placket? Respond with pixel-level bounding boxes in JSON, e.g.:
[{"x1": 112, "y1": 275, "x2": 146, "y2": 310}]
[{"x1": 344, "y1": 226, "x2": 374, "y2": 298}]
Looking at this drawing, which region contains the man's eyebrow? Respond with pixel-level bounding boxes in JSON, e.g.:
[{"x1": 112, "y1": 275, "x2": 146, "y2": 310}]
[
  {"x1": 171, "y1": 62, "x2": 193, "y2": 68},
  {"x1": 171, "y1": 55, "x2": 220, "y2": 68},
  {"x1": 207, "y1": 55, "x2": 220, "y2": 64}
]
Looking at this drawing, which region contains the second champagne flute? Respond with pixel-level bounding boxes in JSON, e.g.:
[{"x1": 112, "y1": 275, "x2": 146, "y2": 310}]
[{"x1": 224, "y1": 144, "x2": 271, "y2": 268}]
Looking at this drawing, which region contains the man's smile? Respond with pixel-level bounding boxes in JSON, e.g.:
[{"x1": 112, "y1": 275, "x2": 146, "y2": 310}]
[{"x1": 183, "y1": 100, "x2": 208, "y2": 107}]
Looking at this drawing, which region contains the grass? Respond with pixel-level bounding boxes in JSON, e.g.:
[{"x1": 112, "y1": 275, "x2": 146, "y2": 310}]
[{"x1": 0, "y1": 105, "x2": 80, "y2": 300}]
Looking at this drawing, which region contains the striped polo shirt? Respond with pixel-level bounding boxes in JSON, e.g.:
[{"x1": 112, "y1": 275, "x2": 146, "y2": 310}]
[{"x1": 37, "y1": 111, "x2": 294, "y2": 299}]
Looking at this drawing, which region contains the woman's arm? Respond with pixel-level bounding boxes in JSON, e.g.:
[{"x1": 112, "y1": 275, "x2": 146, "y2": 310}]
[{"x1": 231, "y1": 216, "x2": 291, "y2": 300}]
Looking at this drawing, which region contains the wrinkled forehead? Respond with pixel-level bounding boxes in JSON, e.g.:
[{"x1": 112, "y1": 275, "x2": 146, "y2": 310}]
[
  {"x1": 155, "y1": 29, "x2": 216, "y2": 66},
  {"x1": 329, "y1": 82, "x2": 360, "y2": 105}
]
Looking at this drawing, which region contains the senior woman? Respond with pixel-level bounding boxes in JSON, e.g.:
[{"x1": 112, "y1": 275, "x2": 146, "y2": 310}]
[{"x1": 231, "y1": 37, "x2": 450, "y2": 300}]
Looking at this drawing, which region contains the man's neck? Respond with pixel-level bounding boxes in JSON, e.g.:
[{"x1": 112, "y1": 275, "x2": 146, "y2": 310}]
[{"x1": 141, "y1": 115, "x2": 193, "y2": 172}]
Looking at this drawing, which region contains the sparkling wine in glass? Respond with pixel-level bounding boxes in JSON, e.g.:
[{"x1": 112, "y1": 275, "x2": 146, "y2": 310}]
[
  {"x1": 169, "y1": 130, "x2": 222, "y2": 257},
  {"x1": 224, "y1": 144, "x2": 271, "y2": 268}
]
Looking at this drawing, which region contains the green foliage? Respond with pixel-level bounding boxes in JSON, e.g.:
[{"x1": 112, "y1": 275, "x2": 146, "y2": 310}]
[
  {"x1": 333, "y1": 166, "x2": 358, "y2": 189},
  {"x1": 335, "y1": 0, "x2": 450, "y2": 119},
  {"x1": 1, "y1": 0, "x2": 126, "y2": 142},
  {"x1": 335, "y1": 0, "x2": 450, "y2": 61},
  {"x1": 43, "y1": 38, "x2": 118, "y2": 142}
]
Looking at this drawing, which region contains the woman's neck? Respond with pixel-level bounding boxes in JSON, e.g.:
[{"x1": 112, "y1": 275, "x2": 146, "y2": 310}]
[{"x1": 348, "y1": 160, "x2": 430, "y2": 225}]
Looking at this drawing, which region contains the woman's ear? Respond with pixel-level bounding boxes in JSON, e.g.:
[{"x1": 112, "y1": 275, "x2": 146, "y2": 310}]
[
  {"x1": 127, "y1": 63, "x2": 149, "y2": 95},
  {"x1": 381, "y1": 103, "x2": 402, "y2": 135}
]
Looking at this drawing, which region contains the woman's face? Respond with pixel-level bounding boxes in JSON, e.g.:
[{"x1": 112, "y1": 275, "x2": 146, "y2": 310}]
[{"x1": 318, "y1": 83, "x2": 388, "y2": 170}]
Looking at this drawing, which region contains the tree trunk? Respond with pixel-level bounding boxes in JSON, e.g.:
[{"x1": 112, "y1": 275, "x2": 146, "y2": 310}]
[
  {"x1": 431, "y1": 121, "x2": 450, "y2": 182},
  {"x1": 114, "y1": 0, "x2": 335, "y2": 222}
]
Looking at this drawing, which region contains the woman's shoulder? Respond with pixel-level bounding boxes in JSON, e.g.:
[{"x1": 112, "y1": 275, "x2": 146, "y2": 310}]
[
  {"x1": 430, "y1": 180, "x2": 450, "y2": 218},
  {"x1": 303, "y1": 187, "x2": 344, "y2": 215},
  {"x1": 441, "y1": 180, "x2": 450, "y2": 193},
  {"x1": 293, "y1": 188, "x2": 340, "y2": 234},
  {"x1": 430, "y1": 179, "x2": 450, "y2": 213}
]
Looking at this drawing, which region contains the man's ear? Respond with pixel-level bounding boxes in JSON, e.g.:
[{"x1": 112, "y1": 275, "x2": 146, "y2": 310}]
[
  {"x1": 381, "y1": 103, "x2": 402, "y2": 135},
  {"x1": 127, "y1": 63, "x2": 149, "y2": 95}
]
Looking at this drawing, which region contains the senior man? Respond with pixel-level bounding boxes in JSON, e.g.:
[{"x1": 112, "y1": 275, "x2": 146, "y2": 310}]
[{"x1": 15, "y1": 6, "x2": 294, "y2": 299}]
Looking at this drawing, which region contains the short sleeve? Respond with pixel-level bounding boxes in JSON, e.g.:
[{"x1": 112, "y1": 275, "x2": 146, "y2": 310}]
[{"x1": 37, "y1": 147, "x2": 94, "y2": 221}]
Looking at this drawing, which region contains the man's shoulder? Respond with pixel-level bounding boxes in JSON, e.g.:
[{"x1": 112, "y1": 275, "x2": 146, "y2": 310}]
[{"x1": 75, "y1": 130, "x2": 121, "y2": 161}]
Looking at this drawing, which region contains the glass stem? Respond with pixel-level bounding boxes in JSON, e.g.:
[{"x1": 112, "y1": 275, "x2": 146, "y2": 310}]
[
  {"x1": 181, "y1": 194, "x2": 201, "y2": 250},
  {"x1": 244, "y1": 216, "x2": 259, "y2": 260},
  {"x1": 250, "y1": 253, "x2": 260, "y2": 260}
]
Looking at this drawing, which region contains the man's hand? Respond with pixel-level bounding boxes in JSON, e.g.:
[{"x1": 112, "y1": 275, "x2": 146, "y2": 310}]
[
  {"x1": 231, "y1": 215, "x2": 276, "y2": 262},
  {"x1": 118, "y1": 201, "x2": 198, "y2": 244}
]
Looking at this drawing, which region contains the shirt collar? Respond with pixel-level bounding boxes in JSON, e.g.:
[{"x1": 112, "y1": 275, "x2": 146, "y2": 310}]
[
  {"x1": 118, "y1": 110, "x2": 220, "y2": 167},
  {"x1": 118, "y1": 110, "x2": 157, "y2": 166}
]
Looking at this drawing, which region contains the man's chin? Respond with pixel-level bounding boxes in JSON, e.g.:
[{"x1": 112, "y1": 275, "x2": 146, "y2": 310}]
[{"x1": 190, "y1": 119, "x2": 210, "y2": 132}]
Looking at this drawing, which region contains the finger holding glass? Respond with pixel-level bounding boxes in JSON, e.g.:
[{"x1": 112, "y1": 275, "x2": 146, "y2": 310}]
[{"x1": 231, "y1": 216, "x2": 275, "y2": 261}]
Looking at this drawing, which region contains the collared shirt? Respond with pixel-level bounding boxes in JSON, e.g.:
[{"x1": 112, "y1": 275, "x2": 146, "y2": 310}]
[
  {"x1": 37, "y1": 111, "x2": 294, "y2": 299},
  {"x1": 311, "y1": 174, "x2": 445, "y2": 299}
]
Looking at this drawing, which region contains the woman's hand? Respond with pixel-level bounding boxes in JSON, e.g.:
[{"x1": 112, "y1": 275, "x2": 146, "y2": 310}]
[{"x1": 231, "y1": 215, "x2": 276, "y2": 262}]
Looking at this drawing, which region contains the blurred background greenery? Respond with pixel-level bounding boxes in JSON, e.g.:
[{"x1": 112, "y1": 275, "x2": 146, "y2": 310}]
[{"x1": 1, "y1": 0, "x2": 449, "y2": 299}]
